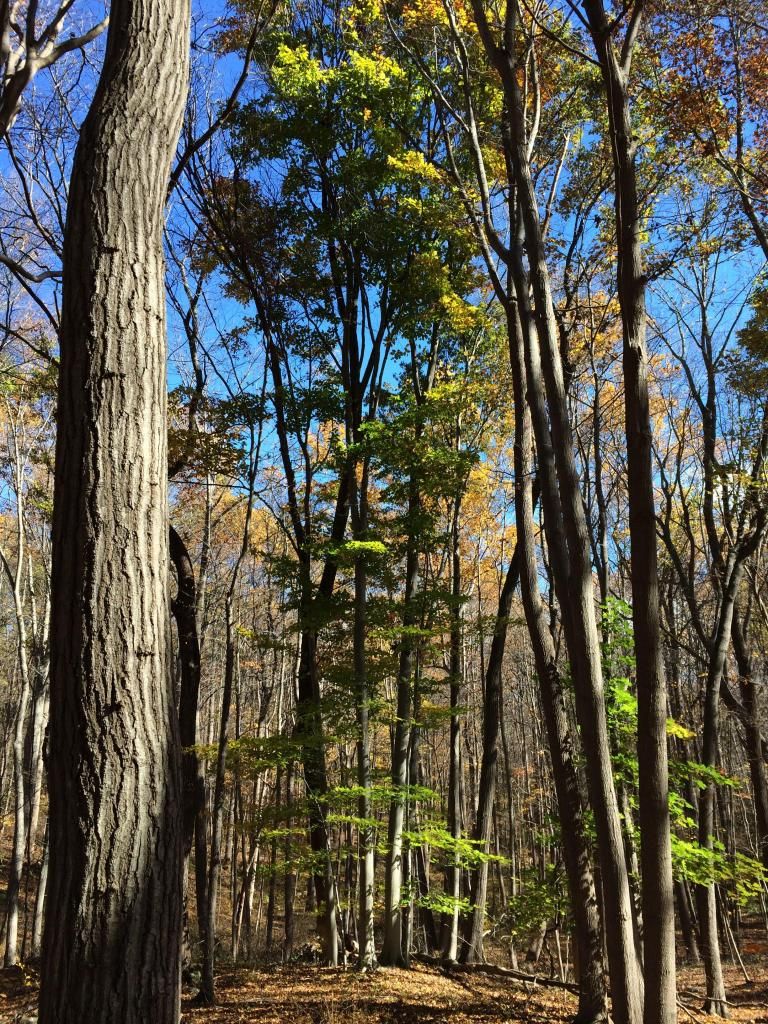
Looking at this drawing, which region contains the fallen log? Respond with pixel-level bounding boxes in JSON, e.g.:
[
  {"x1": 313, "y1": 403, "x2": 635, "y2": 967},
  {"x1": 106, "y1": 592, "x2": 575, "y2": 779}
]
[{"x1": 412, "y1": 953, "x2": 580, "y2": 994}]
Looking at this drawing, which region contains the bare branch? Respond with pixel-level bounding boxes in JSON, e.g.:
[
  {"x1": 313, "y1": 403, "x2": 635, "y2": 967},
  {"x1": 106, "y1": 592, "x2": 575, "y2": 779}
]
[
  {"x1": 0, "y1": 0, "x2": 108, "y2": 138},
  {"x1": 168, "y1": 11, "x2": 274, "y2": 196}
]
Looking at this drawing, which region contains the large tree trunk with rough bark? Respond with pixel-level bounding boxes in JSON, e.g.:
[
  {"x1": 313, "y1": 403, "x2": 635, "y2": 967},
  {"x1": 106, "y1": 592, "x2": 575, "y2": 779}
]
[{"x1": 38, "y1": 0, "x2": 190, "y2": 1019}]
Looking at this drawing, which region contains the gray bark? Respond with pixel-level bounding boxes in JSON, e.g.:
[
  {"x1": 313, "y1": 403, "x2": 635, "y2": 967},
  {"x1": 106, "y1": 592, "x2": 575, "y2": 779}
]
[
  {"x1": 380, "y1": 487, "x2": 419, "y2": 966},
  {"x1": 508, "y1": 302, "x2": 607, "y2": 1023},
  {"x1": 579, "y1": 7, "x2": 677, "y2": 1020},
  {"x1": 461, "y1": 6, "x2": 643, "y2": 1017},
  {"x1": 442, "y1": 501, "x2": 463, "y2": 962},
  {"x1": 353, "y1": 472, "x2": 376, "y2": 969},
  {"x1": 38, "y1": 0, "x2": 190, "y2": 1017},
  {"x1": 461, "y1": 541, "x2": 522, "y2": 964},
  {"x1": 31, "y1": 819, "x2": 49, "y2": 958}
]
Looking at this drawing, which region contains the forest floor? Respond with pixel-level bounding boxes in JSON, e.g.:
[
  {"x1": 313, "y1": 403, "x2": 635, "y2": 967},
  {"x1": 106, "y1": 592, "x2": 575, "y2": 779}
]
[{"x1": 0, "y1": 959, "x2": 766, "y2": 1023}]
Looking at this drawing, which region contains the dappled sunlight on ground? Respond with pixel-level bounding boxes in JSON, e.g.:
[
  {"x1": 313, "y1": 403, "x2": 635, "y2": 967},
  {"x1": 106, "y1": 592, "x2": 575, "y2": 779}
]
[{"x1": 0, "y1": 959, "x2": 766, "y2": 1022}]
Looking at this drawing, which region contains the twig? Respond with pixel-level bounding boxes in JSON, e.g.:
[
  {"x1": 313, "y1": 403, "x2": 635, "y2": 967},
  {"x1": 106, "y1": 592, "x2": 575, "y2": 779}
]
[{"x1": 677, "y1": 997, "x2": 702, "y2": 1023}]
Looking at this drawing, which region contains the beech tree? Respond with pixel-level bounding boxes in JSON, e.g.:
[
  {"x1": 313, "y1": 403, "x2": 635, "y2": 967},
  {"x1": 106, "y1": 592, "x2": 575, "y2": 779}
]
[{"x1": 580, "y1": 3, "x2": 676, "y2": 1021}]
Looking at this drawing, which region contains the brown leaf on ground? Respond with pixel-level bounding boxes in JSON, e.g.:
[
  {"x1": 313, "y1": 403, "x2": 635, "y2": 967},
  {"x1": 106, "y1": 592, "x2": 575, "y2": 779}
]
[{"x1": 0, "y1": 961, "x2": 766, "y2": 1023}]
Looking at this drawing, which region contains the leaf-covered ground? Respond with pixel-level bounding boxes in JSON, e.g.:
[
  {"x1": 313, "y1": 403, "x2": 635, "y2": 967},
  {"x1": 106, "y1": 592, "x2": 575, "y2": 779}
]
[{"x1": 2, "y1": 960, "x2": 767, "y2": 1023}]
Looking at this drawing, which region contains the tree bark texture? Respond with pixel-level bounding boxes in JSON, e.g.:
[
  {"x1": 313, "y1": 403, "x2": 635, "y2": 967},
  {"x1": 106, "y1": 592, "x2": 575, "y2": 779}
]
[{"x1": 39, "y1": 0, "x2": 190, "y2": 1019}]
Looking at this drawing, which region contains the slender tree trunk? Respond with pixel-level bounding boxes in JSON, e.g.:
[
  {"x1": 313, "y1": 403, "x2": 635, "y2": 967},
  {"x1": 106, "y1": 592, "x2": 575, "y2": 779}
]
[
  {"x1": 459, "y1": 14, "x2": 643, "y2": 1005},
  {"x1": 0, "y1": 521, "x2": 33, "y2": 966},
  {"x1": 499, "y1": 674, "x2": 519, "y2": 970},
  {"x1": 461, "y1": 542, "x2": 522, "y2": 962},
  {"x1": 194, "y1": 777, "x2": 209, "y2": 960},
  {"x1": 580, "y1": 7, "x2": 676, "y2": 1021},
  {"x1": 200, "y1": 435, "x2": 257, "y2": 1002},
  {"x1": 296, "y1": 621, "x2": 338, "y2": 964},
  {"x1": 381, "y1": 485, "x2": 420, "y2": 965},
  {"x1": 169, "y1": 526, "x2": 203, "y2": 866},
  {"x1": 676, "y1": 880, "x2": 700, "y2": 965},
  {"x1": 353, "y1": 463, "x2": 376, "y2": 969},
  {"x1": 23, "y1": 667, "x2": 49, "y2": 869},
  {"x1": 507, "y1": 194, "x2": 641, "y2": 1022},
  {"x1": 264, "y1": 322, "x2": 354, "y2": 967},
  {"x1": 169, "y1": 525, "x2": 205, "y2": 967},
  {"x1": 266, "y1": 766, "x2": 281, "y2": 954},
  {"x1": 697, "y1": 565, "x2": 742, "y2": 1018},
  {"x1": 408, "y1": 657, "x2": 439, "y2": 954},
  {"x1": 592, "y1": 381, "x2": 609, "y2": 606},
  {"x1": 730, "y1": 611, "x2": 768, "y2": 869},
  {"x1": 283, "y1": 760, "x2": 296, "y2": 960},
  {"x1": 443, "y1": 501, "x2": 463, "y2": 961},
  {"x1": 39, "y1": 0, "x2": 190, "y2": 1015},
  {"x1": 32, "y1": 819, "x2": 49, "y2": 958},
  {"x1": 200, "y1": 595, "x2": 237, "y2": 1005},
  {"x1": 4, "y1": 653, "x2": 31, "y2": 966},
  {"x1": 508, "y1": 305, "x2": 607, "y2": 1022}
]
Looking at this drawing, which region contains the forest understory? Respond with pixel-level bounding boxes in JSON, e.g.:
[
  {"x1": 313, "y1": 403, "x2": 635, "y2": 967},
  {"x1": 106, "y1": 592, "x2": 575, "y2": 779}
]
[
  {"x1": 3, "y1": 0, "x2": 768, "y2": 1021},
  {"x1": 1, "y1": 960, "x2": 767, "y2": 1024},
  {"x1": 1, "y1": 832, "x2": 766, "y2": 1024}
]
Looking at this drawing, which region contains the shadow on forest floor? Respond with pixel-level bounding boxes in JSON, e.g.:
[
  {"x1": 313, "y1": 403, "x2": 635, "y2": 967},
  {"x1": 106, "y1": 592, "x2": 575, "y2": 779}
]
[
  {"x1": 0, "y1": 958, "x2": 767, "y2": 1022},
  {"x1": 181, "y1": 963, "x2": 576, "y2": 1024}
]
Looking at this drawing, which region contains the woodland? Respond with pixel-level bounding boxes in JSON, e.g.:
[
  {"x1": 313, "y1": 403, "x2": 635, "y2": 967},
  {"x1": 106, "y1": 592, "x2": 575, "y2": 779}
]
[{"x1": 0, "y1": 0, "x2": 767, "y2": 1022}]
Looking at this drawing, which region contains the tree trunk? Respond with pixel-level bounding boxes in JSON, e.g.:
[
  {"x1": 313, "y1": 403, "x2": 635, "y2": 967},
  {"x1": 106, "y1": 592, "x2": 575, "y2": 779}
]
[
  {"x1": 200, "y1": 595, "x2": 237, "y2": 1004},
  {"x1": 39, "y1": 0, "x2": 190, "y2": 1015},
  {"x1": 507, "y1": 304, "x2": 607, "y2": 1023},
  {"x1": 283, "y1": 760, "x2": 297, "y2": 960},
  {"x1": 296, "y1": 623, "x2": 338, "y2": 964},
  {"x1": 676, "y1": 879, "x2": 700, "y2": 965},
  {"x1": 381, "y1": 484, "x2": 420, "y2": 966},
  {"x1": 406, "y1": 653, "x2": 439, "y2": 954},
  {"x1": 169, "y1": 526, "x2": 203, "y2": 865},
  {"x1": 697, "y1": 563, "x2": 741, "y2": 1018},
  {"x1": 266, "y1": 765, "x2": 281, "y2": 954},
  {"x1": 461, "y1": 541, "x2": 522, "y2": 963},
  {"x1": 200, "y1": 427, "x2": 258, "y2": 1001},
  {"x1": 507, "y1": 195, "x2": 641, "y2": 1023},
  {"x1": 1, "y1": 511, "x2": 33, "y2": 966},
  {"x1": 32, "y1": 819, "x2": 49, "y2": 958},
  {"x1": 461, "y1": 14, "x2": 643, "y2": 1009},
  {"x1": 23, "y1": 667, "x2": 49, "y2": 872},
  {"x1": 4, "y1": 655, "x2": 31, "y2": 966},
  {"x1": 169, "y1": 524, "x2": 206, "y2": 967},
  {"x1": 580, "y1": 7, "x2": 676, "y2": 1021},
  {"x1": 353, "y1": 463, "x2": 376, "y2": 969},
  {"x1": 730, "y1": 610, "x2": 768, "y2": 869},
  {"x1": 442, "y1": 501, "x2": 463, "y2": 962}
]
